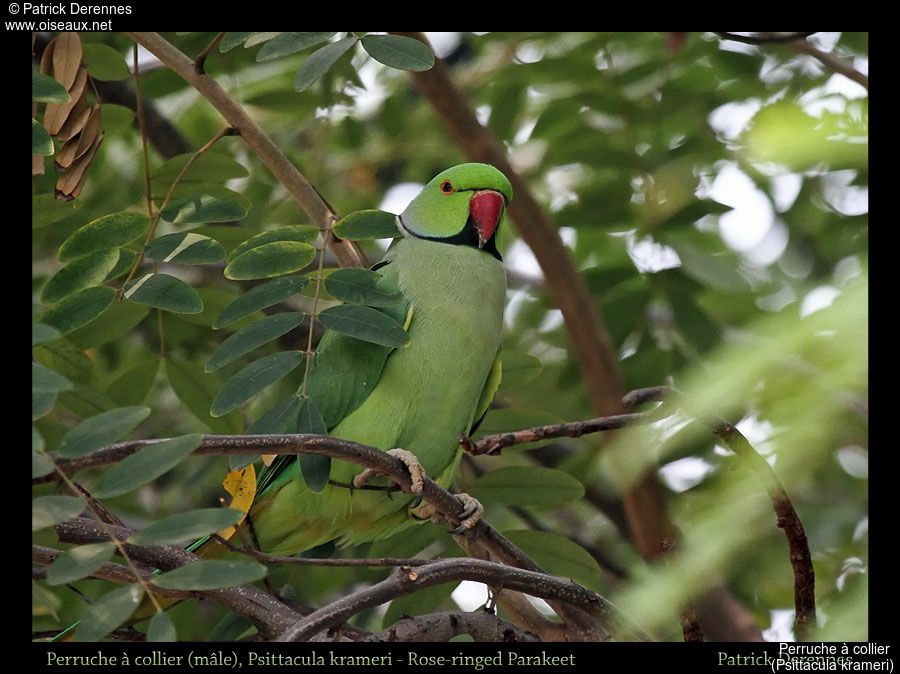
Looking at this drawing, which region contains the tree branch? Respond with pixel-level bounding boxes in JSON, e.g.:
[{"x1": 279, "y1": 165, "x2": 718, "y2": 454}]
[
  {"x1": 277, "y1": 557, "x2": 649, "y2": 642},
  {"x1": 364, "y1": 610, "x2": 541, "y2": 642},
  {"x1": 124, "y1": 32, "x2": 360, "y2": 268},
  {"x1": 39, "y1": 519, "x2": 305, "y2": 640}
]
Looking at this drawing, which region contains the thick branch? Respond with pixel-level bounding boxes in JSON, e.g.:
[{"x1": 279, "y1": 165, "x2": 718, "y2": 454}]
[
  {"x1": 125, "y1": 32, "x2": 360, "y2": 268},
  {"x1": 277, "y1": 558, "x2": 649, "y2": 642}
]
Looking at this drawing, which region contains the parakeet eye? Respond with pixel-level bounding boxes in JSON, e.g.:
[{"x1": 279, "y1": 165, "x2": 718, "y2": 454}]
[{"x1": 440, "y1": 180, "x2": 454, "y2": 194}]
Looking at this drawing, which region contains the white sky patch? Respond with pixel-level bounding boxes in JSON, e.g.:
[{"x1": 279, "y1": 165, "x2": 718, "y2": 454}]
[
  {"x1": 378, "y1": 183, "x2": 421, "y2": 215},
  {"x1": 658, "y1": 456, "x2": 715, "y2": 492},
  {"x1": 705, "y1": 163, "x2": 774, "y2": 253},
  {"x1": 763, "y1": 609, "x2": 796, "y2": 642},
  {"x1": 451, "y1": 581, "x2": 488, "y2": 611},
  {"x1": 800, "y1": 285, "x2": 840, "y2": 317}
]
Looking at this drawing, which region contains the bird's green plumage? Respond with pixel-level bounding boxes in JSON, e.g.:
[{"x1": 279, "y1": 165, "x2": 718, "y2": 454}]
[{"x1": 245, "y1": 163, "x2": 511, "y2": 555}]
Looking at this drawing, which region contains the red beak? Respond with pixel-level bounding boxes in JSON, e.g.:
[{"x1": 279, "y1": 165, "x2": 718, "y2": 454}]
[{"x1": 469, "y1": 190, "x2": 505, "y2": 249}]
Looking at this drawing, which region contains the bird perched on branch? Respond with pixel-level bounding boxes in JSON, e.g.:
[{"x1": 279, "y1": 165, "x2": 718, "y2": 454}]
[{"x1": 217, "y1": 162, "x2": 512, "y2": 556}]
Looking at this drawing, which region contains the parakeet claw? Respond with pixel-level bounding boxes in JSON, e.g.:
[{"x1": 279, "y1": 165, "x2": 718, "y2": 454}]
[
  {"x1": 354, "y1": 448, "x2": 425, "y2": 505},
  {"x1": 448, "y1": 493, "x2": 484, "y2": 535}
]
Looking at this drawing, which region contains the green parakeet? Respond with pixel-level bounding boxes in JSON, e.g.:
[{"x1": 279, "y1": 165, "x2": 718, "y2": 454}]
[{"x1": 226, "y1": 162, "x2": 511, "y2": 556}]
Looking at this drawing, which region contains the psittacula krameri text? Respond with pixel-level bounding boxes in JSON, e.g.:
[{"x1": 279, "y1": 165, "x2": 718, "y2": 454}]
[{"x1": 225, "y1": 162, "x2": 511, "y2": 556}]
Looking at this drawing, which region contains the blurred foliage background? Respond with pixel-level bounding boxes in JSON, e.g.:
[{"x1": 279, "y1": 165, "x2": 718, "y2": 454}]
[{"x1": 32, "y1": 32, "x2": 868, "y2": 642}]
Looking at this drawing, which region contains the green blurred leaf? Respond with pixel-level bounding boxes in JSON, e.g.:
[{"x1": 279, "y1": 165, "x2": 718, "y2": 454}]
[
  {"x1": 211, "y1": 351, "x2": 305, "y2": 416},
  {"x1": 144, "y1": 232, "x2": 226, "y2": 265},
  {"x1": 32, "y1": 71, "x2": 70, "y2": 102},
  {"x1": 92, "y1": 434, "x2": 204, "y2": 499},
  {"x1": 128, "y1": 508, "x2": 244, "y2": 546},
  {"x1": 165, "y1": 357, "x2": 243, "y2": 434},
  {"x1": 56, "y1": 406, "x2": 151, "y2": 459},
  {"x1": 58, "y1": 212, "x2": 150, "y2": 262},
  {"x1": 67, "y1": 299, "x2": 149, "y2": 350},
  {"x1": 152, "y1": 560, "x2": 268, "y2": 591},
  {"x1": 294, "y1": 37, "x2": 357, "y2": 91},
  {"x1": 214, "y1": 276, "x2": 310, "y2": 329},
  {"x1": 81, "y1": 42, "x2": 130, "y2": 81},
  {"x1": 73, "y1": 584, "x2": 144, "y2": 642},
  {"x1": 147, "y1": 611, "x2": 177, "y2": 642},
  {"x1": 206, "y1": 312, "x2": 304, "y2": 371},
  {"x1": 32, "y1": 495, "x2": 83, "y2": 531},
  {"x1": 41, "y1": 286, "x2": 116, "y2": 335},
  {"x1": 160, "y1": 190, "x2": 249, "y2": 225},
  {"x1": 45, "y1": 542, "x2": 116, "y2": 585},
  {"x1": 227, "y1": 225, "x2": 319, "y2": 261},
  {"x1": 32, "y1": 118, "x2": 53, "y2": 156},
  {"x1": 32, "y1": 362, "x2": 72, "y2": 394},
  {"x1": 40, "y1": 248, "x2": 120, "y2": 304},
  {"x1": 318, "y1": 304, "x2": 409, "y2": 347},
  {"x1": 296, "y1": 397, "x2": 329, "y2": 493},
  {"x1": 32, "y1": 322, "x2": 61, "y2": 347},
  {"x1": 333, "y1": 209, "x2": 399, "y2": 240},
  {"x1": 124, "y1": 273, "x2": 204, "y2": 313},
  {"x1": 503, "y1": 530, "x2": 606, "y2": 591},
  {"x1": 324, "y1": 267, "x2": 403, "y2": 306},
  {"x1": 257, "y1": 32, "x2": 336, "y2": 61},
  {"x1": 224, "y1": 241, "x2": 317, "y2": 280},
  {"x1": 468, "y1": 466, "x2": 584, "y2": 506},
  {"x1": 360, "y1": 34, "x2": 434, "y2": 71},
  {"x1": 152, "y1": 151, "x2": 248, "y2": 187}
]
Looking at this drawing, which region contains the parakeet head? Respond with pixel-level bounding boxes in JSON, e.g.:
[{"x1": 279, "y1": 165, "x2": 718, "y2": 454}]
[{"x1": 397, "y1": 163, "x2": 512, "y2": 260}]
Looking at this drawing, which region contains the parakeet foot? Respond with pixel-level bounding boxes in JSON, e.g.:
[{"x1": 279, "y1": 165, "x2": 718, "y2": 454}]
[
  {"x1": 353, "y1": 448, "x2": 425, "y2": 506},
  {"x1": 447, "y1": 492, "x2": 484, "y2": 534}
]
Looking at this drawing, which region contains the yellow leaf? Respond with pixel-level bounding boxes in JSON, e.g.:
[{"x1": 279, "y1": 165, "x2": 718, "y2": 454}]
[{"x1": 216, "y1": 464, "x2": 257, "y2": 541}]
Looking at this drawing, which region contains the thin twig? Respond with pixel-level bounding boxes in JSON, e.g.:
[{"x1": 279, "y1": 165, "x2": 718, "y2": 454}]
[{"x1": 125, "y1": 32, "x2": 360, "y2": 269}]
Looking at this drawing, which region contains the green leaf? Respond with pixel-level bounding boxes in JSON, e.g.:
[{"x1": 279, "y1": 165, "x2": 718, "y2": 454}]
[
  {"x1": 152, "y1": 151, "x2": 248, "y2": 187},
  {"x1": 124, "y1": 273, "x2": 204, "y2": 314},
  {"x1": 32, "y1": 362, "x2": 73, "y2": 394},
  {"x1": 58, "y1": 212, "x2": 150, "y2": 262},
  {"x1": 318, "y1": 304, "x2": 410, "y2": 347},
  {"x1": 297, "y1": 397, "x2": 330, "y2": 493},
  {"x1": 92, "y1": 434, "x2": 204, "y2": 499},
  {"x1": 32, "y1": 322, "x2": 61, "y2": 347},
  {"x1": 81, "y1": 42, "x2": 130, "y2": 81},
  {"x1": 333, "y1": 209, "x2": 399, "y2": 240},
  {"x1": 152, "y1": 560, "x2": 268, "y2": 591},
  {"x1": 73, "y1": 584, "x2": 144, "y2": 642},
  {"x1": 503, "y1": 530, "x2": 606, "y2": 591},
  {"x1": 468, "y1": 466, "x2": 584, "y2": 506},
  {"x1": 128, "y1": 508, "x2": 244, "y2": 546},
  {"x1": 294, "y1": 37, "x2": 358, "y2": 91},
  {"x1": 144, "y1": 232, "x2": 226, "y2": 265},
  {"x1": 41, "y1": 286, "x2": 116, "y2": 335},
  {"x1": 211, "y1": 351, "x2": 305, "y2": 416},
  {"x1": 324, "y1": 267, "x2": 403, "y2": 307},
  {"x1": 33, "y1": 449, "x2": 54, "y2": 478},
  {"x1": 664, "y1": 237, "x2": 749, "y2": 292},
  {"x1": 160, "y1": 191, "x2": 249, "y2": 225},
  {"x1": 219, "y1": 32, "x2": 254, "y2": 52},
  {"x1": 147, "y1": 611, "x2": 178, "y2": 642},
  {"x1": 100, "y1": 103, "x2": 135, "y2": 135},
  {"x1": 67, "y1": 299, "x2": 149, "y2": 350},
  {"x1": 361, "y1": 34, "x2": 434, "y2": 72},
  {"x1": 40, "y1": 248, "x2": 120, "y2": 304},
  {"x1": 497, "y1": 352, "x2": 542, "y2": 390},
  {"x1": 104, "y1": 356, "x2": 160, "y2": 406},
  {"x1": 33, "y1": 192, "x2": 78, "y2": 229},
  {"x1": 32, "y1": 118, "x2": 54, "y2": 156},
  {"x1": 257, "y1": 32, "x2": 337, "y2": 61},
  {"x1": 165, "y1": 357, "x2": 243, "y2": 434},
  {"x1": 33, "y1": 391, "x2": 57, "y2": 421},
  {"x1": 45, "y1": 542, "x2": 116, "y2": 585},
  {"x1": 56, "y1": 406, "x2": 151, "y2": 459},
  {"x1": 214, "y1": 276, "x2": 310, "y2": 329},
  {"x1": 206, "y1": 312, "x2": 304, "y2": 372},
  {"x1": 224, "y1": 241, "x2": 317, "y2": 280},
  {"x1": 32, "y1": 71, "x2": 70, "y2": 102},
  {"x1": 32, "y1": 495, "x2": 83, "y2": 531},
  {"x1": 227, "y1": 225, "x2": 319, "y2": 261},
  {"x1": 234, "y1": 396, "x2": 302, "y2": 469}
]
